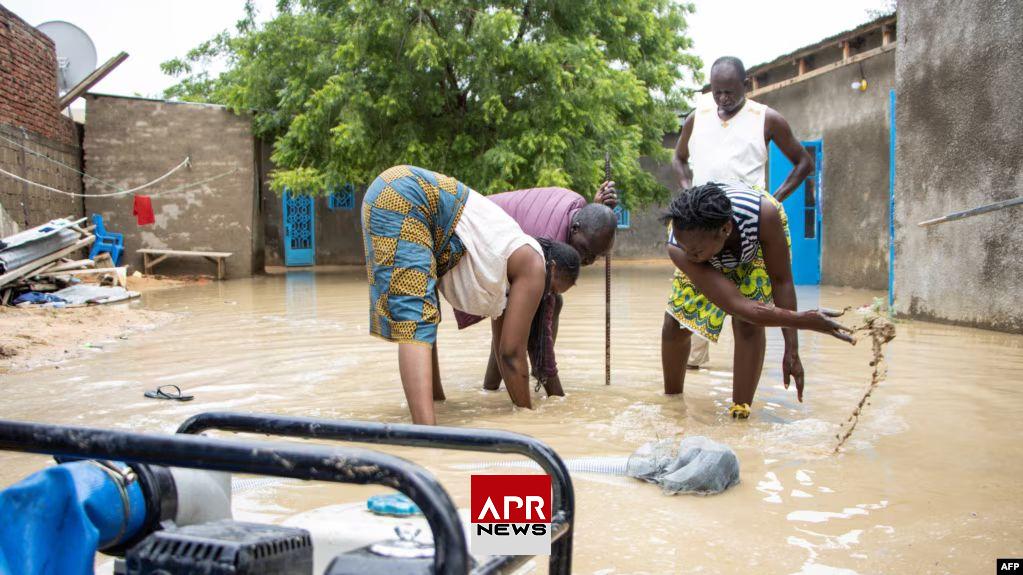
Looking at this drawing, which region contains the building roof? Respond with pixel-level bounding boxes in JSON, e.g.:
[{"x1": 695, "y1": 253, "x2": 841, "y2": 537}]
[
  {"x1": 746, "y1": 13, "x2": 896, "y2": 78},
  {"x1": 697, "y1": 12, "x2": 896, "y2": 97},
  {"x1": 85, "y1": 92, "x2": 237, "y2": 111}
]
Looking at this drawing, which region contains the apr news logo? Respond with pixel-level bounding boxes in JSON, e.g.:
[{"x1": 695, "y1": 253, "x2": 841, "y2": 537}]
[{"x1": 471, "y1": 474, "x2": 552, "y2": 556}]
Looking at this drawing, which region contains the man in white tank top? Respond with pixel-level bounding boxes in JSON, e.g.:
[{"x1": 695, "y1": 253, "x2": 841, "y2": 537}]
[{"x1": 665, "y1": 56, "x2": 813, "y2": 375}]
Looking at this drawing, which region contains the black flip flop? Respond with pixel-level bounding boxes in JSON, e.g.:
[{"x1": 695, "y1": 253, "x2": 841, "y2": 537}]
[{"x1": 144, "y1": 384, "x2": 194, "y2": 401}]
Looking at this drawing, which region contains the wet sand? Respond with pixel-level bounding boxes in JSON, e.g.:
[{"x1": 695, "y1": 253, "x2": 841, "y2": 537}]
[
  {"x1": 1, "y1": 262, "x2": 1021, "y2": 573},
  {"x1": 0, "y1": 275, "x2": 194, "y2": 374}
]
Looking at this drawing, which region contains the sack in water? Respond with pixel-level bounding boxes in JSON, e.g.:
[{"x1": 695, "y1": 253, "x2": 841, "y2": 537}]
[{"x1": 626, "y1": 436, "x2": 740, "y2": 495}]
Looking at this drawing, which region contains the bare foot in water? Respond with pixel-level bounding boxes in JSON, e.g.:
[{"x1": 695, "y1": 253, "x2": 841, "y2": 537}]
[{"x1": 541, "y1": 374, "x2": 564, "y2": 397}]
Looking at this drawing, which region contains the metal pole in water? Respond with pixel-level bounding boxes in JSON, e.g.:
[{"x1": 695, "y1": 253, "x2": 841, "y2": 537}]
[{"x1": 604, "y1": 151, "x2": 612, "y2": 386}]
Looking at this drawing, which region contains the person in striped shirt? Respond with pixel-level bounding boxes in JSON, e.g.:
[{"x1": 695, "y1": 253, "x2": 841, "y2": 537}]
[
  {"x1": 662, "y1": 182, "x2": 852, "y2": 418},
  {"x1": 669, "y1": 56, "x2": 813, "y2": 372}
]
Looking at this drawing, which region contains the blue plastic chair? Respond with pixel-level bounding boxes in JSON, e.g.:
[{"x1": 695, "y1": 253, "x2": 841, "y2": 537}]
[{"x1": 88, "y1": 214, "x2": 124, "y2": 266}]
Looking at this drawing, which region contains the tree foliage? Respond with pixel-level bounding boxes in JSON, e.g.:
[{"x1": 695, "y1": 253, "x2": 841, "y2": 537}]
[{"x1": 163, "y1": 0, "x2": 701, "y2": 205}]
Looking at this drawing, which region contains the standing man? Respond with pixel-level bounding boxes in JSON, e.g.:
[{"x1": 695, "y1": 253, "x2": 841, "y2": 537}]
[
  {"x1": 664, "y1": 55, "x2": 812, "y2": 391},
  {"x1": 454, "y1": 182, "x2": 619, "y2": 395}
]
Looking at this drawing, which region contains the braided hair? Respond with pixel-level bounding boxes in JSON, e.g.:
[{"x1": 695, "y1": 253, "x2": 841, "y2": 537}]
[
  {"x1": 660, "y1": 182, "x2": 734, "y2": 233},
  {"x1": 528, "y1": 238, "x2": 581, "y2": 386}
]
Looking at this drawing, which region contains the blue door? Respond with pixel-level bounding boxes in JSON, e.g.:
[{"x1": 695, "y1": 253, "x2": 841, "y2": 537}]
[
  {"x1": 283, "y1": 188, "x2": 315, "y2": 266},
  {"x1": 770, "y1": 140, "x2": 821, "y2": 285}
]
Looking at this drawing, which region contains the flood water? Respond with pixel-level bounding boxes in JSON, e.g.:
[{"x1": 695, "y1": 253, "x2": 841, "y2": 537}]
[{"x1": 1, "y1": 262, "x2": 1021, "y2": 574}]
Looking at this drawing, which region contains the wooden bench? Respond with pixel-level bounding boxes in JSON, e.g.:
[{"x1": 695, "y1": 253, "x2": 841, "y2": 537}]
[{"x1": 137, "y1": 249, "x2": 233, "y2": 280}]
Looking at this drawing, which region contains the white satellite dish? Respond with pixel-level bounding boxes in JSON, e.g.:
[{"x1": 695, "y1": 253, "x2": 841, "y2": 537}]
[{"x1": 37, "y1": 21, "x2": 97, "y2": 94}]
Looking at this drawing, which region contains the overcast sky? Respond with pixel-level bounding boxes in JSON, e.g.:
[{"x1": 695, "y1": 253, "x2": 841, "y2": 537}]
[{"x1": 7, "y1": 0, "x2": 892, "y2": 103}]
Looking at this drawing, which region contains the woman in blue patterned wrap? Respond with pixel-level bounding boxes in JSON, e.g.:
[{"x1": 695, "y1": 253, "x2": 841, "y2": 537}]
[{"x1": 362, "y1": 165, "x2": 581, "y2": 424}]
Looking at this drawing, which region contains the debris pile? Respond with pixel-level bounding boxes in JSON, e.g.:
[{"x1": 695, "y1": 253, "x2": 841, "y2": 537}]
[{"x1": 0, "y1": 217, "x2": 138, "y2": 307}]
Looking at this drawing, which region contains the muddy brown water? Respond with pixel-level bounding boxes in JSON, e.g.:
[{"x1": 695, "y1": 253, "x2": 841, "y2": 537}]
[{"x1": 1, "y1": 262, "x2": 1021, "y2": 574}]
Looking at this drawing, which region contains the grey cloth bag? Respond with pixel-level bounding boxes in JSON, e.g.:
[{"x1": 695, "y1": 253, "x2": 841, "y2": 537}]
[{"x1": 626, "y1": 436, "x2": 740, "y2": 495}]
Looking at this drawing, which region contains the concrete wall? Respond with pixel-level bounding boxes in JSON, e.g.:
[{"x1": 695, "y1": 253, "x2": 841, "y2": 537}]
[
  {"x1": 0, "y1": 6, "x2": 84, "y2": 234},
  {"x1": 893, "y1": 0, "x2": 1023, "y2": 332},
  {"x1": 613, "y1": 53, "x2": 896, "y2": 291},
  {"x1": 263, "y1": 189, "x2": 368, "y2": 267},
  {"x1": 261, "y1": 143, "x2": 367, "y2": 267},
  {"x1": 83, "y1": 94, "x2": 261, "y2": 278},
  {"x1": 757, "y1": 50, "x2": 895, "y2": 289}
]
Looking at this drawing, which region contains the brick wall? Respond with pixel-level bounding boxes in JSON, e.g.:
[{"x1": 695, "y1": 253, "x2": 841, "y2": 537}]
[
  {"x1": 0, "y1": 4, "x2": 78, "y2": 145},
  {"x1": 0, "y1": 4, "x2": 84, "y2": 233}
]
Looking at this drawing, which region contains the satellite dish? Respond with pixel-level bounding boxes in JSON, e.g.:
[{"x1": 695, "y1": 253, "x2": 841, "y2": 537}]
[{"x1": 37, "y1": 21, "x2": 97, "y2": 93}]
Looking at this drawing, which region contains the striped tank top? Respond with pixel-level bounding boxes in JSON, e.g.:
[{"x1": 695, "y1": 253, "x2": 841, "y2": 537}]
[{"x1": 668, "y1": 182, "x2": 764, "y2": 272}]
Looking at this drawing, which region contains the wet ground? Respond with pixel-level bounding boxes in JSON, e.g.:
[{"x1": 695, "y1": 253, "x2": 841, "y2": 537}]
[{"x1": 1, "y1": 262, "x2": 1021, "y2": 573}]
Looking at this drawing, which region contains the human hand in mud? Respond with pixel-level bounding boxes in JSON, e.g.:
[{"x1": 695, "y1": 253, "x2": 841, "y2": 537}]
[
  {"x1": 783, "y1": 347, "x2": 805, "y2": 402},
  {"x1": 804, "y1": 308, "x2": 855, "y2": 343}
]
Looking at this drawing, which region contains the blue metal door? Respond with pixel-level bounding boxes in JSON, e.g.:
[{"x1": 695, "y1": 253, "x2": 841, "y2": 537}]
[
  {"x1": 888, "y1": 89, "x2": 896, "y2": 309},
  {"x1": 770, "y1": 140, "x2": 821, "y2": 285},
  {"x1": 283, "y1": 188, "x2": 315, "y2": 266}
]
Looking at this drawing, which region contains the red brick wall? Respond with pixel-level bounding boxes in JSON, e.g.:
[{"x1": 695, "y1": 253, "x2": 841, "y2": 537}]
[{"x1": 0, "y1": 4, "x2": 77, "y2": 146}]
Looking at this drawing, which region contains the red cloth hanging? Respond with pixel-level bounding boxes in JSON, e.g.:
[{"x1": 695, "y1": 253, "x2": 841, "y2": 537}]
[{"x1": 133, "y1": 195, "x2": 155, "y2": 226}]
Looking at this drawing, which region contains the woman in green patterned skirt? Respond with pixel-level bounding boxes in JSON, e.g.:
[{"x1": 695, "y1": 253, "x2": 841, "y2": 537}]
[{"x1": 661, "y1": 182, "x2": 853, "y2": 419}]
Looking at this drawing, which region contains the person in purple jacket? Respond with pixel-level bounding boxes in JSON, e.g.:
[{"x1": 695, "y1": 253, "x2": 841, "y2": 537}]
[{"x1": 453, "y1": 181, "x2": 619, "y2": 395}]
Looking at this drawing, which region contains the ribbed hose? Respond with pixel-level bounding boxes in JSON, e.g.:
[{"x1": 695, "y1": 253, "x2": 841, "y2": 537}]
[
  {"x1": 232, "y1": 456, "x2": 632, "y2": 494},
  {"x1": 452, "y1": 456, "x2": 630, "y2": 476}
]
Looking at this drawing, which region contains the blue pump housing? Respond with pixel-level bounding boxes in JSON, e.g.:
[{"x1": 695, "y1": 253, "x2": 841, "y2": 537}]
[{"x1": 0, "y1": 461, "x2": 147, "y2": 575}]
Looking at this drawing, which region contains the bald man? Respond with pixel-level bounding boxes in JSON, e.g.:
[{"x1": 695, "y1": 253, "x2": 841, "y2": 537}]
[
  {"x1": 665, "y1": 55, "x2": 812, "y2": 386},
  {"x1": 455, "y1": 182, "x2": 618, "y2": 395}
]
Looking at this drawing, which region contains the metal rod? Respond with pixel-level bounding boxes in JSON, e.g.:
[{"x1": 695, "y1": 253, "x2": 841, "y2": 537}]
[
  {"x1": 176, "y1": 411, "x2": 576, "y2": 575},
  {"x1": 604, "y1": 151, "x2": 612, "y2": 387},
  {"x1": 917, "y1": 196, "x2": 1023, "y2": 227},
  {"x1": 59, "y1": 52, "x2": 129, "y2": 109},
  {"x1": 0, "y1": 418, "x2": 469, "y2": 575}
]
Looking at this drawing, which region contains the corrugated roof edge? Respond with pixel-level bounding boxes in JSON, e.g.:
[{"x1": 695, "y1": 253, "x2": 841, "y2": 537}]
[
  {"x1": 85, "y1": 92, "x2": 250, "y2": 113},
  {"x1": 696, "y1": 12, "x2": 897, "y2": 94}
]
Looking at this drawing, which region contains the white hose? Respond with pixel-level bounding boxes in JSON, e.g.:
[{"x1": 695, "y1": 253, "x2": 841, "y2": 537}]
[
  {"x1": 228, "y1": 456, "x2": 632, "y2": 496},
  {"x1": 451, "y1": 456, "x2": 631, "y2": 476},
  {"x1": 170, "y1": 468, "x2": 233, "y2": 524}
]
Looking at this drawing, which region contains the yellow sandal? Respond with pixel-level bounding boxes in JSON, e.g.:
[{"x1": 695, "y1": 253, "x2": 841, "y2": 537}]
[{"x1": 728, "y1": 403, "x2": 751, "y2": 419}]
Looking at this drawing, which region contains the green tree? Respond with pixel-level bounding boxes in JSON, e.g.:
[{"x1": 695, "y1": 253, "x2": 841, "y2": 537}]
[{"x1": 163, "y1": 0, "x2": 701, "y2": 205}]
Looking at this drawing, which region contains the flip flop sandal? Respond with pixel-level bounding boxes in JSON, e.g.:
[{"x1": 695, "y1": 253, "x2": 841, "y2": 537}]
[{"x1": 144, "y1": 384, "x2": 194, "y2": 401}]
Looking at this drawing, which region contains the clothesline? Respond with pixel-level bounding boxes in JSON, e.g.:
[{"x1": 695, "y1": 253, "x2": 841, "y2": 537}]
[
  {"x1": 119, "y1": 157, "x2": 192, "y2": 195},
  {"x1": 140, "y1": 168, "x2": 240, "y2": 198},
  {"x1": 0, "y1": 133, "x2": 192, "y2": 194},
  {"x1": 0, "y1": 164, "x2": 238, "y2": 199},
  {"x1": 0, "y1": 132, "x2": 126, "y2": 193}
]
